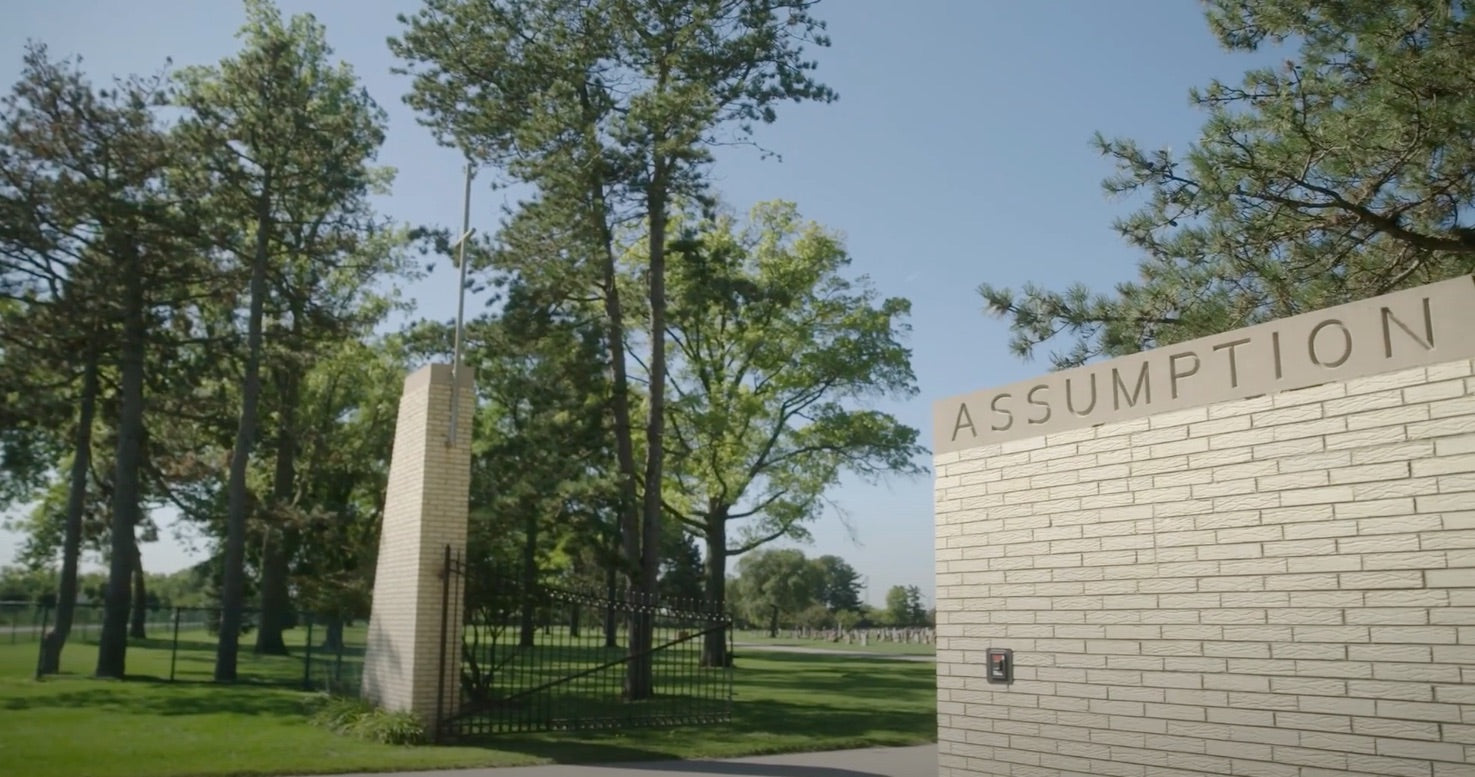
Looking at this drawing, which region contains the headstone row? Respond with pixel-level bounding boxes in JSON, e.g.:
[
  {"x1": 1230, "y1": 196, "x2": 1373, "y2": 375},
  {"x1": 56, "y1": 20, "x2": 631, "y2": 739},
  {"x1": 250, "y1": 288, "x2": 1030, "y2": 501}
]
[{"x1": 785, "y1": 627, "x2": 935, "y2": 645}]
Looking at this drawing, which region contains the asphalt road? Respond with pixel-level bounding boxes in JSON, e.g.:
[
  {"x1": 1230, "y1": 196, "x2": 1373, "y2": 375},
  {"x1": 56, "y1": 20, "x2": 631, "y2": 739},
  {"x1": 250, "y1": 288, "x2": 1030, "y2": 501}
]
[{"x1": 299, "y1": 745, "x2": 937, "y2": 777}]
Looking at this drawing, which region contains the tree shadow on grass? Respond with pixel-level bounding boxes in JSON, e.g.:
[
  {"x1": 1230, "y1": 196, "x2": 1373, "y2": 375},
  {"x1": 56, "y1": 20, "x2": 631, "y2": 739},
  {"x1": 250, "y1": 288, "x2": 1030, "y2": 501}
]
[
  {"x1": 729, "y1": 697, "x2": 933, "y2": 741},
  {"x1": 447, "y1": 651, "x2": 935, "y2": 766},
  {"x1": 728, "y1": 657, "x2": 934, "y2": 702},
  {"x1": 2, "y1": 677, "x2": 309, "y2": 717},
  {"x1": 0, "y1": 642, "x2": 934, "y2": 773},
  {"x1": 127, "y1": 637, "x2": 217, "y2": 653},
  {"x1": 731, "y1": 652, "x2": 936, "y2": 674},
  {"x1": 735, "y1": 670, "x2": 934, "y2": 694},
  {"x1": 464, "y1": 695, "x2": 934, "y2": 767}
]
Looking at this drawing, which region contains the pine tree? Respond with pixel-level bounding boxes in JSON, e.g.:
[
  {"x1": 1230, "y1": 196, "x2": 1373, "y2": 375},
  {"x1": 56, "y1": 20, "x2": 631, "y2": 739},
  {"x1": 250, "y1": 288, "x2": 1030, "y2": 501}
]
[
  {"x1": 980, "y1": 0, "x2": 1475, "y2": 369},
  {"x1": 173, "y1": 0, "x2": 390, "y2": 678}
]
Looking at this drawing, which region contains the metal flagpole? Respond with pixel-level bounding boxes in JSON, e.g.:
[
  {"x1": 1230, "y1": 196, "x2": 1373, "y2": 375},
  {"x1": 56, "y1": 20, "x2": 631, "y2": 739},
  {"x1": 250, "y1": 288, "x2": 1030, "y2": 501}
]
[{"x1": 447, "y1": 161, "x2": 476, "y2": 448}]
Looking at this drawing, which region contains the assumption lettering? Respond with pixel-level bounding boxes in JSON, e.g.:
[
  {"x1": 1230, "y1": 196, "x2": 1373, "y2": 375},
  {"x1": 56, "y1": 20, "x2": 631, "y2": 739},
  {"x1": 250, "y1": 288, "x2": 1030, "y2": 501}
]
[{"x1": 933, "y1": 276, "x2": 1475, "y2": 455}]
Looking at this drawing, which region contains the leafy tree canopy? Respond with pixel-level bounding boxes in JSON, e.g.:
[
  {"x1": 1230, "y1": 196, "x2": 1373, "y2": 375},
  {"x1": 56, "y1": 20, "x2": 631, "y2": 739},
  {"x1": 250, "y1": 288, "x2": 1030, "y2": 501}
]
[{"x1": 657, "y1": 200, "x2": 925, "y2": 553}]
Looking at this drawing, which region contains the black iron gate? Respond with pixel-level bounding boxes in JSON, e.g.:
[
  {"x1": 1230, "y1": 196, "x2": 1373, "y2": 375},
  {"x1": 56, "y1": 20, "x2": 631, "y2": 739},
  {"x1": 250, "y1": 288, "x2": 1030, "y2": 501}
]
[{"x1": 436, "y1": 546, "x2": 733, "y2": 740}]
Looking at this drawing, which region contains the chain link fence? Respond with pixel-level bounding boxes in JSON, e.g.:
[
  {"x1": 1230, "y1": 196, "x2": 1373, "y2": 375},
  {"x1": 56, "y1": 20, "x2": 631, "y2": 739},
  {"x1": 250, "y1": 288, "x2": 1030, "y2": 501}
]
[{"x1": 3, "y1": 600, "x2": 364, "y2": 692}]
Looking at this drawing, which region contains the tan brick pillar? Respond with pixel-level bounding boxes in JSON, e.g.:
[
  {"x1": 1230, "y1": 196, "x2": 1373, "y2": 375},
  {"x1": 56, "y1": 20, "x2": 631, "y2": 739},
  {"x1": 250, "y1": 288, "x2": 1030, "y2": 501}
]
[{"x1": 361, "y1": 363, "x2": 474, "y2": 734}]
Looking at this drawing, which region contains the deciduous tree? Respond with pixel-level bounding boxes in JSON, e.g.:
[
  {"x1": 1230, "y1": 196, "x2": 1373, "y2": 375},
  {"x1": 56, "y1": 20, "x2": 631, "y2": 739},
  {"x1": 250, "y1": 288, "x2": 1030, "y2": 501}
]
[
  {"x1": 811, "y1": 554, "x2": 862, "y2": 614},
  {"x1": 287, "y1": 334, "x2": 409, "y2": 648},
  {"x1": 883, "y1": 584, "x2": 926, "y2": 628},
  {"x1": 656, "y1": 200, "x2": 923, "y2": 665},
  {"x1": 731, "y1": 548, "x2": 821, "y2": 638}
]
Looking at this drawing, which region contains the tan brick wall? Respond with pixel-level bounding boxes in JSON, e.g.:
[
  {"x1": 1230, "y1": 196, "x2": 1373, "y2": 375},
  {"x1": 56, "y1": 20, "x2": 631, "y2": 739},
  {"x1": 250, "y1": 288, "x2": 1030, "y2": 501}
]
[
  {"x1": 362, "y1": 363, "x2": 475, "y2": 730},
  {"x1": 936, "y1": 359, "x2": 1475, "y2": 777}
]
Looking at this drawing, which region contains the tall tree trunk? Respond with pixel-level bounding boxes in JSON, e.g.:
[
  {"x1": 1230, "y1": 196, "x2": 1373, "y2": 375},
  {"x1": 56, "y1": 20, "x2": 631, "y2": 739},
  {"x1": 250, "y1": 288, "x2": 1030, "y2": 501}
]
[
  {"x1": 254, "y1": 535, "x2": 290, "y2": 654},
  {"x1": 255, "y1": 368, "x2": 298, "y2": 655},
  {"x1": 96, "y1": 250, "x2": 146, "y2": 679},
  {"x1": 768, "y1": 605, "x2": 779, "y2": 639},
  {"x1": 596, "y1": 216, "x2": 640, "y2": 562},
  {"x1": 701, "y1": 513, "x2": 729, "y2": 667},
  {"x1": 38, "y1": 347, "x2": 99, "y2": 676},
  {"x1": 569, "y1": 604, "x2": 580, "y2": 639},
  {"x1": 129, "y1": 539, "x2": 147, "y2": 639},
  {"x1": 518, "y1": 506, "x2": 538, "y2": 648},
  {"x1": 628, "y1": 162, "x2": 669, "y2": 702},
  {"x1": 592, "y1": 180, "x2": 647, "y2": 684},
  {"x1": 580, "y1": 89, "x2": 643, "y2": 650},
  {"x1": 216, "y1": 186, "x2": 272, "y2": 682}
]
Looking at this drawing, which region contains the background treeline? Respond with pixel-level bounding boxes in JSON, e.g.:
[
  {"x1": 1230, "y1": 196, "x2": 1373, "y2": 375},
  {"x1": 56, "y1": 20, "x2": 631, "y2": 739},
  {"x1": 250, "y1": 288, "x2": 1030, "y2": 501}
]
[
  {"x1": 1, "y1": 565, "x2": 214, "y2": 610},
  {"x1": 0, "y1": 548, "x2": 935, "y2": 633},
  {"x1": 725, "y1": 548, "x2": 932, "y2": 634}
]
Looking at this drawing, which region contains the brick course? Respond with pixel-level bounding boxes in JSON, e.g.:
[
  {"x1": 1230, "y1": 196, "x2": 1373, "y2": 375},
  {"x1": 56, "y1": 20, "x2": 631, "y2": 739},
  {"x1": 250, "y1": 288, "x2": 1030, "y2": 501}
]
[{"x1": 936, "y1": 359, "x2": 1475, "y2": 777}]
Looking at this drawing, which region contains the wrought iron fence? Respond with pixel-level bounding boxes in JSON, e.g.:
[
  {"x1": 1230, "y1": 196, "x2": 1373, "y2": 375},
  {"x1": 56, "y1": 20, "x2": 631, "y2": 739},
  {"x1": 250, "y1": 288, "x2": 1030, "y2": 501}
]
[{"x1": 439, "y1": 547, "x2": 733, "y2": 739}]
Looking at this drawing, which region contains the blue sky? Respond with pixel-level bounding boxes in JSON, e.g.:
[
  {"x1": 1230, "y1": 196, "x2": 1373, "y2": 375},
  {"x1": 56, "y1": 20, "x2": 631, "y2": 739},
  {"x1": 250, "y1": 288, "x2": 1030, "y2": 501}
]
[{"x1": 2, "y1": 1, "x2": 1273, "y2": 606}]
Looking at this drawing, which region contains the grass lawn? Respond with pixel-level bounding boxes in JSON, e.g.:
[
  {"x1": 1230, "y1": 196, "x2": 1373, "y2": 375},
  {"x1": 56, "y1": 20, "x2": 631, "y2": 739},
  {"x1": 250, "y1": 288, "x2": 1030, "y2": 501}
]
[
  {"x1": 735, "y1": 632, "x2": 936, "y2": 657},
  {"x1": 0, "y1": 633, "x2": 935, "y2": 777}
]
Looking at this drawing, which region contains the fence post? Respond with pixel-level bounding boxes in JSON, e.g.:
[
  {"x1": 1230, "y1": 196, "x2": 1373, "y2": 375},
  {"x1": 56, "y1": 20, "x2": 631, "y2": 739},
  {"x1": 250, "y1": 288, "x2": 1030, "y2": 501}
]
[
  {"x1": 33, "y1": 605, "x2": 52, "y2": 680},
  {"x1": 333, "y1": 628, "x2": 344, "y2": 695},
  {"x1": 302, "y1": 615, "x2": 314, "y2": 691},
  {"x1": 169, "y1": 608, "x2": 182, "y2": 682},
  {"x1": 726, "y1": 613, "x2": 735, "y2": 711},
  {"x1": 435, "y1": 545, "x2": 452, "y2": 741}
]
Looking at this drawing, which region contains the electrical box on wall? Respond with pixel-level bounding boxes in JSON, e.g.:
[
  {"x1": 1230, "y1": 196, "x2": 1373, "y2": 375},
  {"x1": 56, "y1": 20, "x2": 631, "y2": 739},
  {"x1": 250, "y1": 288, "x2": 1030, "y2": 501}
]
[{"x1": 986, "y1": 648, "x2": 1013, "y2": 684}]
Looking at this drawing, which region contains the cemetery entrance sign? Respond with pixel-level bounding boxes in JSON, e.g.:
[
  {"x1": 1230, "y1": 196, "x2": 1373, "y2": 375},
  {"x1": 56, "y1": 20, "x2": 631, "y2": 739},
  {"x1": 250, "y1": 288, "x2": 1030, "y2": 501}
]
[{"x1": 931, "y1": 275, "x2": 1475, "y2": 777}]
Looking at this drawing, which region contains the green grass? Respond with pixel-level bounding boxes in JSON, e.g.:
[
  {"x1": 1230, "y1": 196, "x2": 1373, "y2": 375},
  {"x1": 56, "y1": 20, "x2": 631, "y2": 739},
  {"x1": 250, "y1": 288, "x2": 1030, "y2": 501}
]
[
  {"x1": 158, "y1": 625, "x2": 368, "y2": 691},
  {"x1": 735, "y1": 632, "x2": 936, "y2": 657},
  {"x1": 0, "y1": 632, "x2": 935, "y2": 777}
]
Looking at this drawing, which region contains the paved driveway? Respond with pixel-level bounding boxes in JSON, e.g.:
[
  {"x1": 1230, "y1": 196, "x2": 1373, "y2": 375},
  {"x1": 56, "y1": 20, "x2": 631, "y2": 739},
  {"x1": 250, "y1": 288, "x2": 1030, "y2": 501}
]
[{"x1": 311, "y1": 745, "x2": 936, "y2": 777}]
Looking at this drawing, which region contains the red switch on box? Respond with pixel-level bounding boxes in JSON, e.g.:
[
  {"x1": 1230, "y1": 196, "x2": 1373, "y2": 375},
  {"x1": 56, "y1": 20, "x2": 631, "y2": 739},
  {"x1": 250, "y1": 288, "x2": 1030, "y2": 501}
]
[{"x1": 986, "y1": 648, "x2": 1012, "y2": 684}]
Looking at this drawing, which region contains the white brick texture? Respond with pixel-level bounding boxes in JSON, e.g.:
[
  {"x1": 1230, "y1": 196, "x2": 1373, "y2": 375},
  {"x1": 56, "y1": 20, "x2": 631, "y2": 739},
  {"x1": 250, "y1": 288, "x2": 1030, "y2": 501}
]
[
  {"x1": 361, "y1": 363, "x2": 474, "y2": 731},
  {"x1": 936, "y1": 359, "x2": 1475, "y2": 777}
]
